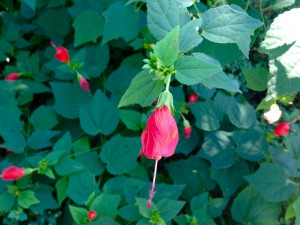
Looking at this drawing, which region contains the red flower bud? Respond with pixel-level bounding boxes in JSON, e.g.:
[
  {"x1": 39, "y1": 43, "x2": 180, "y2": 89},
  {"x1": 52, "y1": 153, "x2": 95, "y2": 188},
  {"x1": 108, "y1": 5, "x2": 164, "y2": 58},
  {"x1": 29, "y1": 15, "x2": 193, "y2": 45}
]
[
  {"x1": 79, "y1": 77, "x2": 90, "y2": 91},
  {"x1": 1, "y1": 166, "x2": 25, "y2": 180},
  {"x1": 5, "y1": 73, "x2": 19, "y2": 81},
  {"x1": 183, "y1": 126, "x2": 192, "y2": 139},
  {"x1": 50, "y1": 41, "x2": 70, "y2": 63},
  {"x1": 188, "y1": 93, "x2": 198, "y2": 104},
  {"x1": 274, "y1": 122, "x2": 290, "y2": 136},
  {"x1": 87, "y1": 210, "x2": 97, "y2": 221},
  {"x1": 6, "y1": 149, "x2": 13, "y2": 154},
  {"x1": 141, "y1": 105, "x2": 179, "y2": 160}
]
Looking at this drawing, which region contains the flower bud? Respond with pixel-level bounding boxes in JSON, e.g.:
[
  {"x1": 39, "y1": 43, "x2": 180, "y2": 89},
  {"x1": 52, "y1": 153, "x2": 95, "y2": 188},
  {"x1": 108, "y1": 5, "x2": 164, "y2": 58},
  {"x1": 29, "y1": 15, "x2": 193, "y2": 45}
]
[
  {"x1": 87, "y1": 210, "x2": 97, "y2": 221},
  {"x1": 50, "y1": 41, "x2": 70, "y2": 63},
  {"x1": 188, "y1": 93, "x2": 198, "y2": 104},
  {"x1": 5, "y1": 73, "x2": 19, "y2": 81},
  {"x1": 1, "y1": 166, "x2": 25, "y2": 180},
  {"x1": 263, "y1": 104, "x2": 282, "y2": 124},
  {"x1": 183, "y1": 120, "x2": 192, "y2": 139},
  {"x1": 141, "y1": 105, "x2": 179, "y2": 160},
  {"x1": 274, "y1": 122, "x2": 290, "y2": 136},
  {"x1": 79, "y1": 77, "x2": 90, "y2": 92}
]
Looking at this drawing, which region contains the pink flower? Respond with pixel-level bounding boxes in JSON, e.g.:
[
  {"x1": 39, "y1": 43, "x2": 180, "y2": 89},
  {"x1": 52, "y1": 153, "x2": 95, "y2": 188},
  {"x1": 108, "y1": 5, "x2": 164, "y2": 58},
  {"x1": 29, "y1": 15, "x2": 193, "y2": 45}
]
[
  {"x1": 274, "y1": 122, "x2": 290, "y2": 136},
  {"x1": 79, "y1": 77, "x2": 90, "y2": 91},
  {"x1": 87, "y1": 210, "x2": 97, "y2": 221},
  {"x1": 141, "y1": 105, "x2": 179, "y2": 208},
  {"x1": 183, "y1": 126, "x2": 192, "y2": 139},
  {"x1": 263, "y1": 104, "x2": 282, "y2": 124},
  {"x1": 5, "y1": 73, "x2": 19, "y2": 81},
  {"x1": 50, "y1": 41, "x2": 70, "y2": 63},
  {"x1": 141, "y1": 105, "x2": 179, "y2": 160},
  {"x1": 188, "y1": 93, "x2": 198, "y2": 104},
  {"x1": 1, "y1": 166, "x2": 25, "y2": 180}
]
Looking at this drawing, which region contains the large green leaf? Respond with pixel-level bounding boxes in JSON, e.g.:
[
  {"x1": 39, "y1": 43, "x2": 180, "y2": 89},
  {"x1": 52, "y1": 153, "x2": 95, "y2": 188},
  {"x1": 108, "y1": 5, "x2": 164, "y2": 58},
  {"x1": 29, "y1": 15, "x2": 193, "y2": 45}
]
[
  {"x1": 90, "y1": 193, "x2": 121, "y2": 217},
  {"x1": 79, "y1": 89, "x2": 119, "y2": 136},
  {"x1": 242, "y1": 68, "x2": 268, "y2": 91},
  {"x1": 231, "y1": 186, "x2": 281, "y2": 225},
  {"x1": 100, "y1": 135, "x2": 141, "y2": 175},
  {"x1": 154, "y1": 26, "x2": 179, "y2": 67},
  {"x1": 67, "y1": 171, "x2": 98, "y2": 204},
  {"x1": 199, "y1": 131, "x2": 235, "y2": 169},
  {"x1": 175, "y1": 55, "x2": 222, "y2": 85},
  {"x1": 147, "y1": 0, "x2": 181, "y2": 40},
  {"x1": 51, "y1": 82, "x2": 90, "y2": 119},
  {"x1": 179, "y1": 19, "x2": 203, "y2": 53},
  {"x1": 30, "y1": 105, "x2": 58, "y2": 130},
  {"x1": 157, "y1": 199, "x2": 186, "y2": 222},
  {"x1": 27, "y1": 130, "x2": 59, "y2": 150},
  {"x1": 189, "y1": 100, "x2": 224, "y2": 131},
  {"x1": 260, "y1": 8, "x2": 300, "y2": 100},
  {"x1": 245, "y1": 163, "x2": 296, "y2": 202},
  {"x1": 0, "y1": 192, "x2": 15, "y2": 212},
  {"x1": 17, "y1": 190, "x2": 40, "y2": 209},
  {"x1": 102, "y1": 0, "x2": 139, "y2": 44},
  {"x1": 119, "y1": 109, "x2": 143, "y2": 131},
  {"x1": 232, "y1": 129, "x2": 267, "y2": 162},
  {"x1": 166, "y1": 157, "x2": 215, "y2": 201},
  {"x1": 118, "y1": 69, "x2": 165, "y2": 107},
  {"x1": 201, "y1": 5, "x2": 262, "y2": 58},
  {"x1": 69, "y1": 205, "x2": 89, "y2": 225},
  {"x1": 211, "y1": 161, "x2": 249, "y2": 198},
  {"x1": 73, "y1": 10, "x2": 104, "y2": 47}
]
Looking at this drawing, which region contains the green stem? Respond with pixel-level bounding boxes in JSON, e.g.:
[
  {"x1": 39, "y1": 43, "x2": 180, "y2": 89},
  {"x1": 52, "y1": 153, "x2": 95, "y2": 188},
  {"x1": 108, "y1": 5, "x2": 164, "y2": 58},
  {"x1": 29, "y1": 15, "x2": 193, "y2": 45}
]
[
  {"x1": 244, "y1": 0, "x2": 251, "y2": 11},
  {"x1": 69, "y1": 146, "x2": 101, "y2": 157},
  {"x1": 193, "y1": 0, "x2": 201, "y2": 16},
  {"x1": 165, "y1": 75, "x2": 171, "y2": 92},
  {"x1": 259, "y1": 0, "x2": 267, "y2": 30}
]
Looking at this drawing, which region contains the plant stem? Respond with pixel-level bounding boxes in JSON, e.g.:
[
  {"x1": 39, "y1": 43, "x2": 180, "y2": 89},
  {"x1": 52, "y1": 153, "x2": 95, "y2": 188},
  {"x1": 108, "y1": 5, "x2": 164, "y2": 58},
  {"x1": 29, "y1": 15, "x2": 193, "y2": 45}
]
[
  {"x1": 165, "y1": 75, "x2": 171, "y2": 92},
  {"x1": 259, "y1": 0, "x2": 267, "y2": 30},
  {"x1": 193, "y1": 0, "x2": 201, "y2": 16},
  {"x1": 244, "y1": 0, "x2": 251, "y2": 11}
]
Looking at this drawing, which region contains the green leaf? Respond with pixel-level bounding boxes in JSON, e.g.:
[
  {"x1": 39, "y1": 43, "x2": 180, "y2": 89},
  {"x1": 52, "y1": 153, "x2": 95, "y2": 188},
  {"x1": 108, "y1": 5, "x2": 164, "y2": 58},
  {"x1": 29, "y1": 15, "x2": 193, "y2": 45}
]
[
  {"x1": 232, "y1": 129, "x2": 267, "y2": 161},
  {"x1": 208, "y1": 198, "x2": 227, "y2": 219},
  {"x1": 81, "y1": 43, "x2": 109, "y2": 78},
  {"x1": 259, "y1": 8, "x2": 300, "y2": 100},
  {"x1": 211, "y1": 161, "x2": 249, "y2": 198},
  {"x1": 67, "y1": 171, "x2": 98, "y2": 204},
  {"x1": 136, "y1": 198, "x2": 152, "y2": 218},
  {"x1": 30, "y1": 105, "x2": 58, "y2": 130},
  {"x1": 231, "y1": 186, "x2": 281, "y2": 224},
  {"x1": 0, "y1": 105, "x2": 23, "y2": 132},
  {"x1": 73, "y1": 137, "x2": 105, "y2": 176},
  {"x1": 191, "y1": 53, "x2": 241, "y2": 93},
  {"x1": 100, "y1": 135, "x2": 141, "y2": 175},
  {"x1": 73, "y1": 10, "x2": 104, "y2": 47},
  {"x1": 157, "y1": 199, "x2": 185, "y2": 222},
  {"x1": 201, "y1": 5, "x2": 263, "y2": 58},
  {"x1": 175, "y1": 55, "x2": 222, "y2": 85},
  {"x1": 68, "y1": 0, "x2": 103, "y2": 18},
  {"x1": 154, "y1": 26, "x2": 179, "y2": 67},
  {"x1": 118, "y1": 205, "x2": 141, "y2": 221},
  {"x1": 51, "y1": 82, "x2": 90, "y2": 119},
  {"x1": 179, "y1": 19, "x2": 203, "y2": 52},
  {"x1": 165, "y1": 157, "x2": 215, "y2": 201},
  {"x1": 190, "y1": 192, "x2": 208, "y2": 224},
  {"x1": 30, "y1": 185, "x2": 58, "y2": 213},
  {"x1": 0, "y1": 130, "x2": 26, "y2": 153},
  {"x1": 79, "y1": 89, "x2": 119, "y2": 136},
  {"x1": 118, "y1": 69, "x2": 165, "y2": 107},
  {"x1": 242, "y1": 68, "x2": 268, "y2": 91},
  {"x1": 293, "y1": 196, "x2": 300, "y2": 224},
  {"x1": 54, "y1": 157, "x2": 84, "y2": 176},
  {"x1": 0, "y1": 192, "x2": 16, "y2": 212},
  {"x1": 189, "y1": 100, "x2": 224, "y2": 131},
  {"x1": 90, "y1": 193, "x2": 121, "y2": 217},
  {"x1": 55, "y1": 176, "x2": 68, "y2": 205},
  {"x1": 119, "y1": 110, "x2": 143, "y2": 131},
  {"x1": 17, "y1": 190, "x2": 40, "y2": 209},
  {"x1": 22, "y1": 0, "x2": 36, "y2": 11},
  {"x1": 27, "y1": 130, "x2": 59, "y2": 150},
  {"x1": 107, "y1": 54, "x2": 144, "y2": 99},
  {"x1": 270, "y1": 0, "x2": 296, "y2": 10},
  {"x1": 199, "y1": 131, "x2": 235, "y2": 169},
  {"x1": 245, "y1": 163, "x2": 296, "y2": 202},
  {"x1": 36, "y1": 8, "x2": 71, "y2": 38},
  {"x1": 102, "y1": 0, "x2": 139, "y2": 44},
  {"x1": 69, "y1": 205, "x2": 88, "y2": 225}
]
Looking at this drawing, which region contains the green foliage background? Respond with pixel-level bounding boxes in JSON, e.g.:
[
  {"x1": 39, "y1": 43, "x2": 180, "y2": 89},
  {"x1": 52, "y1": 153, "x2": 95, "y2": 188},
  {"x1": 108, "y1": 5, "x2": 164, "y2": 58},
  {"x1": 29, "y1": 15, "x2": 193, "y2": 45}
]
[{"x1": 0, "y1": 0, "x2": 300, "y2": 224}]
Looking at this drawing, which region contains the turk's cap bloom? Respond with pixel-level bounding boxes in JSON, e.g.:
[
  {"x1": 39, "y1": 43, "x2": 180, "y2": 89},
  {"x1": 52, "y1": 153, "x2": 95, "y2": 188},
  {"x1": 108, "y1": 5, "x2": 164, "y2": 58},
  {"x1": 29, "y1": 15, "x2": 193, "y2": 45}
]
[
  {"x1": 263, "y1": 104, "x2": 282, "y2": 124},
  {"x1": 274, "y1": 122, "x2": 290, "y2": 136},
  {"x1": 188, "y1": 93, "x2": 198, "y2": 104},
  {"x1": 5, "y1": 73, "x2": 19, "y2": 81},
  {"x1": 1, "y1": 166, "x2": 25, "y2": 180},
  {"x1": 50, "y1": 41, "x2": 70, "y2": 63},
  {"x1": 141, "y1": 105, "x2": 179, "y2": 160},
  {"x1": 87, "y1": 210, "x2": 97, "y2": 221}
]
